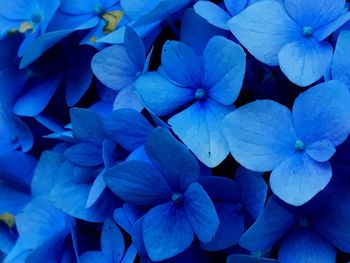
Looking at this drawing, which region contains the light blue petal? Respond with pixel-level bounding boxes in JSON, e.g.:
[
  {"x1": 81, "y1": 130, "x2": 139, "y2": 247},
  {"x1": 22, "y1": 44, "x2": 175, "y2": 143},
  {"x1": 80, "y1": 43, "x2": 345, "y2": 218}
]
[
  {"x1": 113, "y1": 85, "x2": 143, "y2": 111},
  {"x1": 50, "y1": 162, "x2": 119, "y2": 222},
  {"x1": 160, "y1": 40, "x2": 202, "y2": 87},
  {"x1": 92, "y1": 45, "x2": 137, "y2": 91},
  {"x1": 184, "y1": 183, "x2": 219, "y2": 243},
  {"x1": 13, "y1": 73, "x2": 63, "y2": 117},
  {"x1": 70, "y1": 108, "x2": 104, "y2": 144},
  {"x1": 204, "y1": 36, "x2": 246, "y2": 105},
  {"x1": 306, "y1": 140, "x2": 336, "y2": 163},
  {"x1": 120, "y1": 245, "x2": 137, "y2": 263},
  {"x1": 270, "y1": 153, "x2": 332, "y2": 206},
  {"x1": 236, "y1": 167, "x2": 267, "y2": 219},
  {"x1": 120, "y1": 0, "x2": 158, "y2": 21},
  {"x1": 144, "y1": 127, "x2": 200, "y2": 192},
  {"x1": 194, "y1": 1, "x2": 231, "y2": 30},
  {"x1": 169, "y1": 100, "x2": 232, "y2": 168},
  {"x1": 314, "y1": 12, "x2": 350, "y2": 41},
  {"x1": 201, "y1": 203, "x2": 244, "y2": 251},
  {"x1": 16, "y1": 197, "x2": 68, "y2": 250},
  {"x1": 31, "y1": 151, "x2": 65, "y2": 197},
  {"x1": 278, "y1": 228, "x2": 336, "y2": 263},
  {"x1": 224, "y1": 0, "x2": 248, "y2": 16},
  {"x1": 126, "y1": 145, "x2": 151, "y2": 163},
  {"x1": 135, "y1": 71, "x2": 194, "y2": 116},
  {"x1": 103, "y1": 108, "x2": 153, "y2": 151},
  {"x1": 86, "y1": 171, "x2": 106, "y2": 208},
  {"x1": 239, "y1": 196, "x2": 297, "y2": 251},
  {"x1": 60, "y1": 0, "x2": 98, "y2": 15},
  {"x1": 125, "y1": 26, "x2": 145, "y2": 70},
  {"x1": 64, "y1": 143, "x2": 103, "y2": 167},
  {"x1": 101, "y1": 219, "x2": 124, "y2": 262},
  {"x1": 223, "y1": 100, "x2": 297, "y2": 172},
  {"x1": 278, "y1": 39, "x2": 333, "y2": 87},
  {"x1": 104, "y1": 160, "x2": 171, "y2": 205},
  {"x1": 0, "y1": 0, "x2": 57, "y2": 20},
  {"x1": 228, "y1": 0, "x2": 300, "y2": 66},
  {"x1": 292, "y1": 80, "x2": 350, "y2": 146},
  {"x1": 114, "y1": 203, "x2": 143, "y2": 234},
  {"x1": 142, "y1": 202, "x2": 194, "y2": 261},
  {"x1": 284, "y1": 0, "x2": 346, "y2": 29},
  {"x1": 331, "y1": 30, "x2": 350, "y2": 83}
]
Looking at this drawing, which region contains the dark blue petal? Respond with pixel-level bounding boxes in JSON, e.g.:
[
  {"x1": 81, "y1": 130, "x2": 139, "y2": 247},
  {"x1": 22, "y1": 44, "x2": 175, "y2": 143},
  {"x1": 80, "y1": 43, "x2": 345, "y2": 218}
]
[
  {"x1": 104, "y1": 160, "x2": 172, "y2": 205},
  {"x1": 145, "y1": 127, "x2": 200, "y2": 192}
]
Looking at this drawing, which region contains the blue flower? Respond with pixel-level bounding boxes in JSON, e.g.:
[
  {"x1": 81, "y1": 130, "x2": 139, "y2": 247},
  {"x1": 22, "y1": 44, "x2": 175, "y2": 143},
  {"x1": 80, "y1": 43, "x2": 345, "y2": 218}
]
[
  {"x1": 104, "y1": 128, "x2": 219, "y2": 261},
  {"x1": 47, "y1": 108, "x2": 122, "y2": 222},
  {"x1": 223, "y1": 81, "x2": 350, "y2": 206},
  {"x1": 0, "y1": 0, "x2": 60, "y2": 56},
  {"x1": 198, "y1": 168, "x2": 267, "y2": 251},
  {"x1": 135, "y1": 36, "x2": 246, "y2": 167},
  {"x1": 92, "y1": 27, "x2": 152, "y2": 111},
  {"x1": 79, "y1": 219, "x2": 137, "y2": 263},
  {"x1": 228, "y1": 0, "x2": 350, "y2": 86},
  {"x1": 239, "y1": 191, "x2": 350, "y2": 263}
]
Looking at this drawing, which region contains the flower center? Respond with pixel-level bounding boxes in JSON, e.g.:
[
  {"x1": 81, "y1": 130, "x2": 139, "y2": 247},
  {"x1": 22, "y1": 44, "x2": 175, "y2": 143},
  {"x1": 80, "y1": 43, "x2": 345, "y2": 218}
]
[
  {"x1": 171, "y1": 193, "x2": 183, "y2": 204},
  {"x1": 294, "y1": 139, "x2": 305, "y2": 151},
  {"x1": 94, "y1": 4, "x2": 105, "y2": 15},
  {"x1": 195, "y1": 88, "x2": 207, "y2": 100},
  {"x1": 31, "y1": 13, "x2": 42, "y2": 24},
  {"x1": 302, "y1": 26, "x2": 313, "y2": 37},
  {"x1": 299, "y1": 217, "x2": 309, "y2": 227}
]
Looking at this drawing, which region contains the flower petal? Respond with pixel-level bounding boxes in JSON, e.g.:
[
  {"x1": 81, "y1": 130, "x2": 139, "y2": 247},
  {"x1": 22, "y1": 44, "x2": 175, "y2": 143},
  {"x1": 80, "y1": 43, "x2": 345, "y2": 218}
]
[
  {"x1": 223, "y1": 100, "x2": 297, "y2": 172},
  {"x1": 278, "y1": 39, "x2": 333, "y2": 87},
  {"x1": 104, "y1": 160, "x2": 171, "y2": 205},
  {"x1": 144, "y1": 127, "x2": 200, "y2": 192},
  {"x1": 270, "y1": 153, "x2": 332, "y2": 206},
  {"x1": 228, "y1": 0, "x2": 300, "y2": 65},
  {"x1": 160, "y1": 40, "x2": 202, "y2": 87},
  {"x1": 204, "y1": 36, "x2": 246, "y2": 105},
  {"x1": 292, "y1": 80, "x2": 350, "y2": 146},
  {"x1": 184, "y1": 183, "x2": 219, "y2": 243},
  {"x1": 278, "y1": 228, "x2": 336, "y2": 263},
  {"x1": 170, "y1": 100, "x2": 232, "y2": 168},
  {"x1": 194, "y1": 1, "x2": 231, "y2": 30},
  {"x1": 143, "y1": 203, "x2": 194, "y2": 261},
  {"x1": 135, "y1": 72, "x2": 194, "y2": 116}
]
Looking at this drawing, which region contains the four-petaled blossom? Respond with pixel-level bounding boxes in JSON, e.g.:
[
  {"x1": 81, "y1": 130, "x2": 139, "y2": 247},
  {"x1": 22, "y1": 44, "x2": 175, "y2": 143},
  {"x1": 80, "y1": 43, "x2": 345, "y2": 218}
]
[
  {"x1": 104, "y1": 128, "x2": 219, "y2": 261},
  {"x1": 135, "y1": 36, "x2": 246, "y2": 167},
  {"x1": 229, "y1": 0, "x2": 350, "y2": 86},
  {"x1": 223, "y1": 81, "x2": 350, "y2": 206}
]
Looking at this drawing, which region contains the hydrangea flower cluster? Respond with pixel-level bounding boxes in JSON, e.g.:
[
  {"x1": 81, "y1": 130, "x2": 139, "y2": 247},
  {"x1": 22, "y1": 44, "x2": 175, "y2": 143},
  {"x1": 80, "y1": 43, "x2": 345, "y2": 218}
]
[{"x1": 1, "y1": 0, "x2": 350, "y2": 263}]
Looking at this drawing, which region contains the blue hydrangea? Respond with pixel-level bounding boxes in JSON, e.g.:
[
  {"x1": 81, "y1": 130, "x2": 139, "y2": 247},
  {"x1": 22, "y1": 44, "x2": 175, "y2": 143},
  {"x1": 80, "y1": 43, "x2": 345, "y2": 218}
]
[
  {"x1": 2, "y1": 1, "x2": 350, "y2": 263},
  {"x1": 229, "y1": 0, "x2": 350, "y2": 86},
  {"x1": 135, "y1": 36, "x2": 246, "y2": 167}
]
